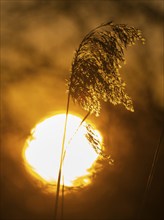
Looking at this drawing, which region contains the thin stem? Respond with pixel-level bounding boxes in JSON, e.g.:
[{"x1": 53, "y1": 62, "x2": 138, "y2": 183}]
[
  {"x1": 54, "y1": 87, "x2": 90, "y2": 220},
  {"x1": 62, "y1": 111, "x2": 90, "y2": 164},
  {"x1": 137, "y1": 126, "x2": 164, "y2": 220},
  {"x1": 61, "y1": 170, "x2": 65, "y2": 220},
  {"x1": 54, "y1": 91, "x2": 70, "y2": 220},
  {"x1": 59, "y1": 111, "x2": 90, "y2": 220}
]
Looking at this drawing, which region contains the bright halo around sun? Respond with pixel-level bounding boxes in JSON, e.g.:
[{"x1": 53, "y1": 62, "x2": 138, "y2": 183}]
[{"x1": 23, "y1": 114, "x2": 102, "y2": 192}]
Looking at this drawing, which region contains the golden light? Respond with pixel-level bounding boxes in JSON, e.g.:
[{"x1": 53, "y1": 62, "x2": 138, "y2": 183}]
[{"x1": 23, "y1": 114, "x2": 102, "y2": 192}]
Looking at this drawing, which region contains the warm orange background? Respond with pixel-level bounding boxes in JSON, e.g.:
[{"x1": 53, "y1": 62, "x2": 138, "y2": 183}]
[{"x1": 1, "y1": 1, "x2": 163, "y2": 220}]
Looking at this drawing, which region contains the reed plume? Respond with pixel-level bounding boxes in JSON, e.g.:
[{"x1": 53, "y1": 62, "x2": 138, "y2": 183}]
[
  {"x1": 68, "y1": 21, "x2": 145, "y2": 116},
  {"x1": 85, "y1": 123, "x2": 114, "y2": 165},
  {"x1": 55, "y1": 21, "x2": 145, "y2": 220}
]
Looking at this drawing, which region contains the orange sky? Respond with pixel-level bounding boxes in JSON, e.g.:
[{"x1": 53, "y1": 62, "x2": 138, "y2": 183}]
[{"x1": 1, "y1": 1, "x2": 163, "y2": 220}]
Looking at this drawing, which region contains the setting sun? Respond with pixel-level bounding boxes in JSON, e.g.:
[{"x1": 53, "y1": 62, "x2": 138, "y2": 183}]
[{"x1": 23, "y1": 114, "x2": 102, "y2": 191}]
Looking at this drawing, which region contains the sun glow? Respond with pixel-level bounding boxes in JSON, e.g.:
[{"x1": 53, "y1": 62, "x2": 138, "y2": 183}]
[{"x1": 23, "y1": 114, "x2": 102, "y2": 191}]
